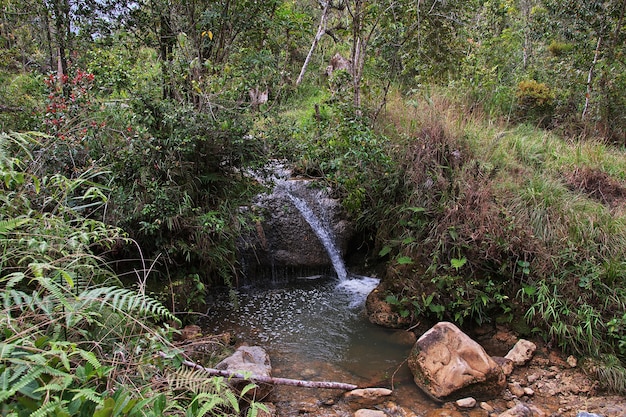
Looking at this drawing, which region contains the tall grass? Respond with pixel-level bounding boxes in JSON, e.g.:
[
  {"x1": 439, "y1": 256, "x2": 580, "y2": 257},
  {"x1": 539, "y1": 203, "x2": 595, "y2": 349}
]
[{"x1": 373, "y1": 88, "x2": 626, "y2": 391}]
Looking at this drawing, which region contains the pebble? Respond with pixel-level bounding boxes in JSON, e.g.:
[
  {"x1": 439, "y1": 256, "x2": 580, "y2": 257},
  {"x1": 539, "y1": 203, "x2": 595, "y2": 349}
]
[
  {"x1": 508, "y1": 382, "x2": 525, "y2": 398},
  {"x1": 456, "y1": 397, "x2": 477, "y2": 408},
  {"x1": 567, "y1": 355, "x2": 578, "y2": 367},
  {"x1": 355, "y1": 410, "x2": 386, "y2": 417},
  {"x1": 480, "y1": 402, "x2": 494, "y2": 412},
  {"x1": 523, "y1": 387, "x2": 534, "y2": 396},
  {"x1": 526, "y1": 373, "x2": 540, "y2": 384}
]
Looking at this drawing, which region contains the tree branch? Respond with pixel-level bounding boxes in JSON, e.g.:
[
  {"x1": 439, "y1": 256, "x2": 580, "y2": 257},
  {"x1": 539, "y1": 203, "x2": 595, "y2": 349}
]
[{"x1": 159, "y1": 352, "x2": 358, "y2": 390}]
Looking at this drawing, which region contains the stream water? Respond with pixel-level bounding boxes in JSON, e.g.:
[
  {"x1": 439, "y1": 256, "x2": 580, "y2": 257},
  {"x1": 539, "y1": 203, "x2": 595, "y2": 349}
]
[{"x1": 202, "y1": 179, "x2": 437, "y2": 413}]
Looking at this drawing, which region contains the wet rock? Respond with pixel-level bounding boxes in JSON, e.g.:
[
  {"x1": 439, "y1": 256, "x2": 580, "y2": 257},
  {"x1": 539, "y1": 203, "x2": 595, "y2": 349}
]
[
  {"x1": 504, "y1": 339, "x2": 536, "y2": 366},
  {"x1": 344, "y1": 388, "x2": 393, "y2": 408},
  {"x1": 456, "y1": 397, "x2": 477, "y2": 408},
  {"x1": 408, "y1": 322, "x2": 506, "y2": 402},
  {"x1": 354, "y1": 410, "x2": 386, "y2": 417},
  {"x1": 497, "y1": 403, "x2": 532, "y2": 417},
  {"x1": 215, "y1": 345, "x2": 272, "y2": 399},
  {"x1": 508, "y1": 382, "x2": 525, "y2": 398},
  {"x1": 493, "y1": 356, "x2": 514, "y2": 376},
  {"x1": 238, "y1": 177, "x2": 354, "y2": 282},
  {"x1": 365, "y1": 285, "x2": 412, "y2": 328},
  {"x1": 480, "y1": 402, "x2": 494, "y2": 412}
]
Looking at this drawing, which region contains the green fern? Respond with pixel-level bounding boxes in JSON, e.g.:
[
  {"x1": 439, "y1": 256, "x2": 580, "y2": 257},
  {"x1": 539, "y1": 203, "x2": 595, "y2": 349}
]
[
  {"x1": 167, "y1": 367, "x2": 217, "y2": 394},
  {"x1": 83, "y1": 286, "x2": 179, "y2": 324},
  {"x1": 30, "y1": 398, "x2": 67, "y2": 417},
  {"x1": 0, "y1": 217, "x2": 29, "y2": 238}
]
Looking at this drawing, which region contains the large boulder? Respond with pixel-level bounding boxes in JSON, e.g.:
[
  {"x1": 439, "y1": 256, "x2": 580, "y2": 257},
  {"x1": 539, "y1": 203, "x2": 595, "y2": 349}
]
[
  {"x1": 215, "y1": 345, "x2": 272, "y2": 400},
  {"x1": 407, "y1": 322, "x2": 506, "y2": 402}
]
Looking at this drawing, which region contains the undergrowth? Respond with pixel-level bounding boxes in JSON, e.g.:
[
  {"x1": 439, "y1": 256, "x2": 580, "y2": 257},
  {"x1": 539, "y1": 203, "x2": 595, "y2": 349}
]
[
  {"x1": 0, "y1": 132, "x2": 266, "y2": 416},
  {"x1": 370, "y1": 88, "x2": 626, "y2": 392}
]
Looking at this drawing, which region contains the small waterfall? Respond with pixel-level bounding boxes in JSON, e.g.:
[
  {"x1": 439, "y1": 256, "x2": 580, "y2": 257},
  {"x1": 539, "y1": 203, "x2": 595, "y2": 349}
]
[{"x1": 285, "y1": 188, "x2": 349, "y2": 281}]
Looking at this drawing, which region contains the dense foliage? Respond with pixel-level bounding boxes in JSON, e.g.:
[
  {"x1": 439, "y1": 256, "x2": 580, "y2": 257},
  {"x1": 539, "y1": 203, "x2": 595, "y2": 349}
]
[{"x1": 1, "y1": 0, "x2": 626, "y2": 411}]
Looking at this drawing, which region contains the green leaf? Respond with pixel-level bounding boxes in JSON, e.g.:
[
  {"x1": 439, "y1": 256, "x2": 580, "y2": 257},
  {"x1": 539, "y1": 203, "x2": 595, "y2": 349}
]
[
  {"x1": 451, "y1": 257, "x2": 467, "y2": 270},
  {"x1": 93, "y1": 397, "x2": 115, "y2": 417},
  {"x1": 378, "y1": 245, "x2": 392, "y2": 257},
  {"x1": 396, "y1": 256, "x2": 413, "y2": 265}
]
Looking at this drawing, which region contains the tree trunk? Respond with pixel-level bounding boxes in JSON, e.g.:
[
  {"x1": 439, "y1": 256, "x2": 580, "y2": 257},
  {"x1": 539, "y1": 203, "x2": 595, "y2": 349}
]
[
  {"x1": 296, "y1": 1, "x2": 330, "y2": 86},
  {"x1": 582, "y1": 36, "x2": 602, "y2": 121}
]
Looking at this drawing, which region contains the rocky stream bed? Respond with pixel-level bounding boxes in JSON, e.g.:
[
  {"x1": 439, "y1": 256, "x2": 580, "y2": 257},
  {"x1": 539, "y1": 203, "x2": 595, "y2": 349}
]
[{"x1": 179, "y1": 322, "x2": 625, "y2": 417}]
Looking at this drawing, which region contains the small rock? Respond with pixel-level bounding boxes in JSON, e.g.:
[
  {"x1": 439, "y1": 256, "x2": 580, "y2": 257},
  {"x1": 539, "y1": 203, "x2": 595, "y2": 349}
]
[
  {"x1": 523, "y1": 387, "x2": 534, "y2": 396},
  {"x1": 345, "y1": 388, "x2": 392, "y2": 401},
  {"x1": 526, "y1": 374, "x2": 540, "y2": 384},
  {"x1": 567, "y1": 355, "x2": 578, "y2": 368},
  {"x1": 493, "y1": 356, "x2": 514, "y2": 376},
  {"x1": 345, "y1": 388, "x2": 393, "y2": 408},
  {"x1": 498, "y1": 403, "x2": 532, "y2": 417},
  {"x1": 354, "y1": 410, "x2": 386, "y2": 417},
  {"x1": 456, "y1": 397, "x2": 477, "y2": 408},
  {"x1": 504, "y1": 339, "x2": 536, "y2": 366},
  {"x1": 480, "y1": 402, "x2": 494, "y2": 412},
  {"x1": 527, "y1": 404, "x2": 547, "y2": 417},
  {"x1": 576, "y1": 413, "x2": 603, "y2": 417},
  {"x1": 508, "y1": 382, "x2": 525, "y2": 398}
]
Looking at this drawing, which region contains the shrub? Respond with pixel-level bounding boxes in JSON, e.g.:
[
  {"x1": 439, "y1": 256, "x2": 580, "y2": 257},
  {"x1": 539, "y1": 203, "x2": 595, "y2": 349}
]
[{"x1": 515, "y1": 79, "x2": 555, "y2": 125}]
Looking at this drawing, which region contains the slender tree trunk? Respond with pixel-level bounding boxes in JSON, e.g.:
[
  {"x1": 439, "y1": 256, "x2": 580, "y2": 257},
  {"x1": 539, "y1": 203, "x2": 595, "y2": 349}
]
[
  {"x1": 349, "y1": 0, "x2": 365, "y2": 115},
  {"x1": 296, "y1": 1, "x2": 330, "y2": 86},
  {"x1": 582, "y1": 36, "x2": 602, "y2": 121}
]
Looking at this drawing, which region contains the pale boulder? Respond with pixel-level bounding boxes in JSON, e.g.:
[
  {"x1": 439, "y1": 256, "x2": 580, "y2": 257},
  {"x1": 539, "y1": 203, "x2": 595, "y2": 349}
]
[
  {"x1": 407, "y1": 322, "x2": 506, "y2": 401},
  {"x1": 215, "y1": 345, "x2": 272, "y2": 399},
  {"x1": 504, "y1": 339, "x2": 536, "y2": 366}
]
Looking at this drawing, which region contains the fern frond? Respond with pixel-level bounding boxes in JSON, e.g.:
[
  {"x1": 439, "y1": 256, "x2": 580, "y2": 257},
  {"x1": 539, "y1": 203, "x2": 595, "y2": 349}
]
[
  {"x1": 30, "y1": 398, "x2": 67, "y2": 417},
  {"x1": 76, "y1": 349, "x2": 101, "y2": 371},
  {"x1": 0, "y1": 217, "x2": 29, "y2": 238},
  {"x1": 70, "y1": 388, "x2": 104, "y2": 406},
  {"x1": 167, "y1": 367, "x2": 217, "y2": 394},
  {"x1": 195, "y1": 394, "x2": 225, "y2": 417},
  {"x1": 0, "y1": 365, "x2": 44, "y2": 402},
  {"x1": 81, "y1": 286, "x2": 178, "y2": 323}
]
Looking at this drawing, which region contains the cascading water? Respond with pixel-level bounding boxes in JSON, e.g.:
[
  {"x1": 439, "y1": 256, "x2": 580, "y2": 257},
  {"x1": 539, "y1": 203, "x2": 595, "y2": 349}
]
[
  {"x1": 205, "y1": 173, "x2": 414, "y2": 397},
  {"x1": 284, "y1": 188, "x2": 348, "y2": 281}
]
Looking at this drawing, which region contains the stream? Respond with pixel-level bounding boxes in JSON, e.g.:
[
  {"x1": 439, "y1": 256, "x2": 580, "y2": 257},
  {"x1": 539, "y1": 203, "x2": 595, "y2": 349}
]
[{"x1": 202, "y1": 273, "x2": 437, "y2": 415}]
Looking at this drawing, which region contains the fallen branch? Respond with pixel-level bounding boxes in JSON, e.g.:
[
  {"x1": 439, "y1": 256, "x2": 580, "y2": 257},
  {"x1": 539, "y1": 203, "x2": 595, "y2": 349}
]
[{"x1": 158, "y1": 351, "x2": 358, "y2": 390}]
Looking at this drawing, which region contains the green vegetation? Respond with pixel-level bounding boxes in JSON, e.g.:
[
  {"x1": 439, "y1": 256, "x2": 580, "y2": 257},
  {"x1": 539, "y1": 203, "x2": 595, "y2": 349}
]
[{"x1": 2, "y1": 0, "x2": 626, "y2": 412}]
